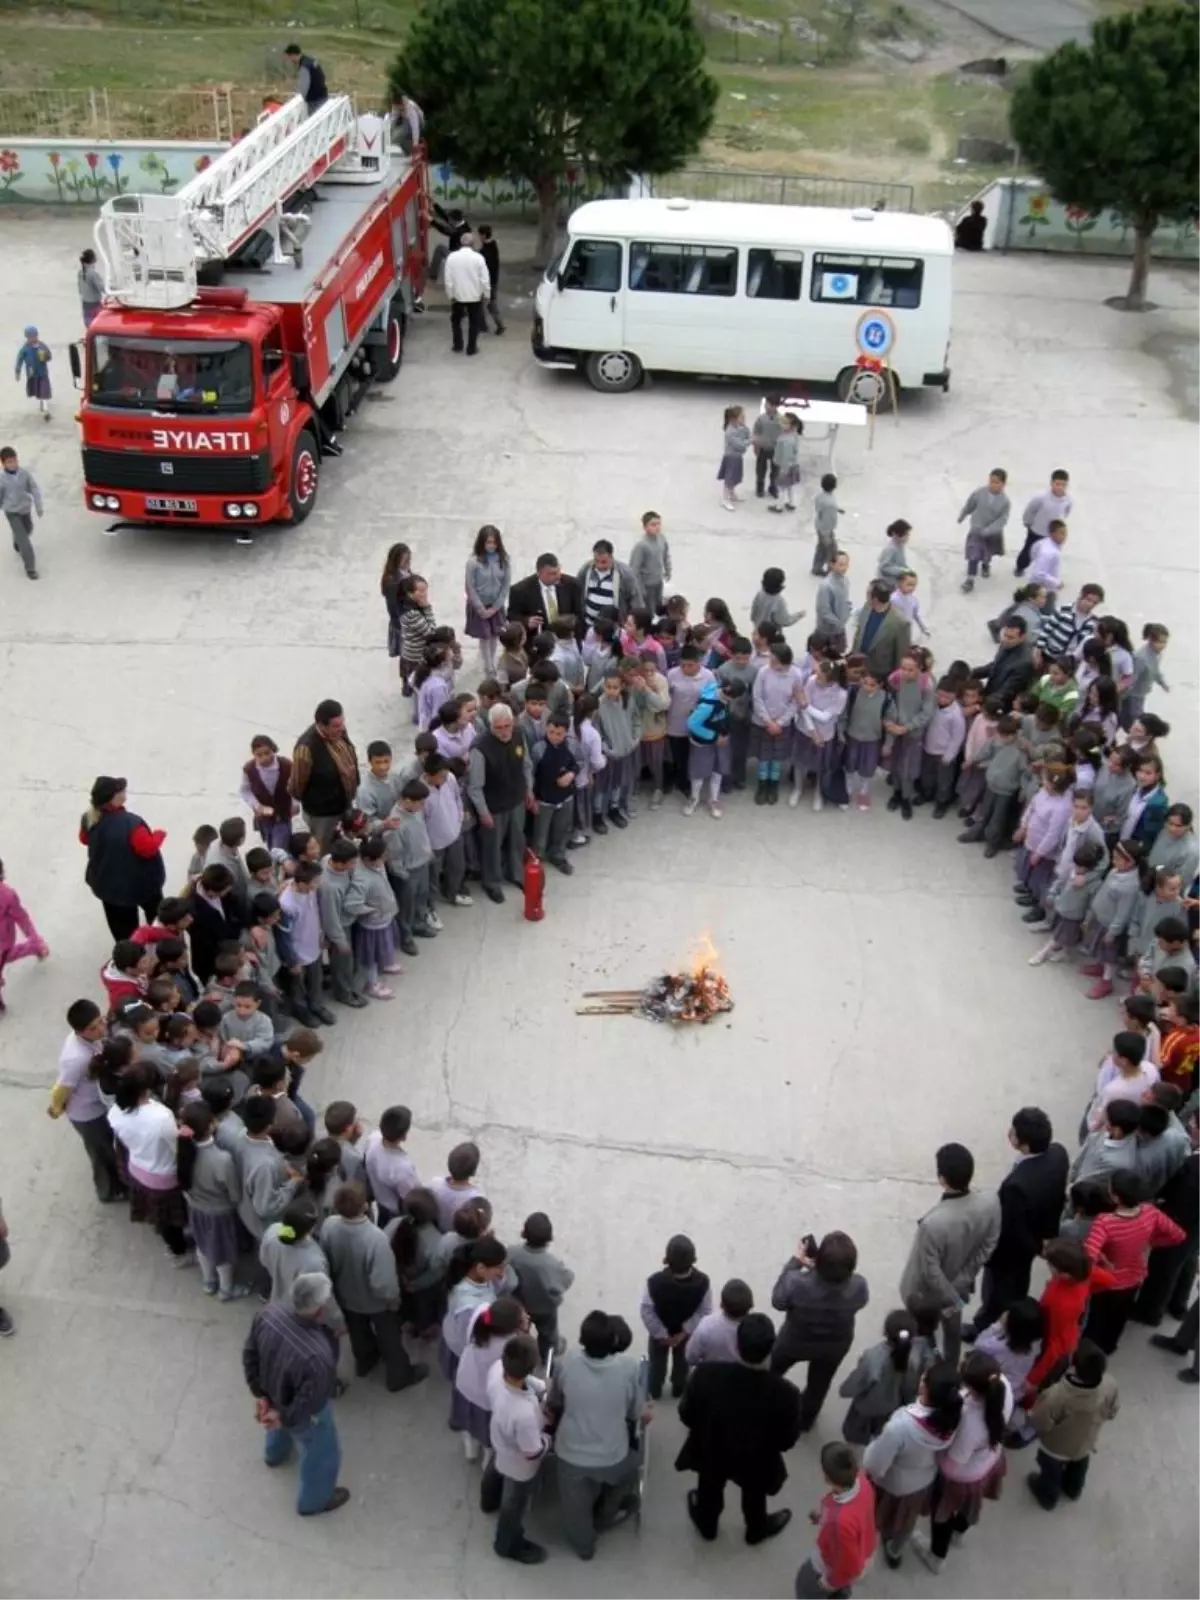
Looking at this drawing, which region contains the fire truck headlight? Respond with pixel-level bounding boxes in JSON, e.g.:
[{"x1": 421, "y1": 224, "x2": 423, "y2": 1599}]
[
  {"x1": 91, "y1": 494, "x2": 107, "y2": 509},
  {"x1": 225, "y1": 502, "x2": 243, "y2": 518},
  {"x1": 242, "y1": 503, "x2": 260, "y2": 518},
  {"x1": 104, "y1": 496, "x2": 120, "y2": 511}
]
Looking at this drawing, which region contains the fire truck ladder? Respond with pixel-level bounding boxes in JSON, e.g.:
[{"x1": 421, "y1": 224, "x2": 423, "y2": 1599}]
[{"x1": 95, "y1": 94, "x2": 381, "y2": 310}]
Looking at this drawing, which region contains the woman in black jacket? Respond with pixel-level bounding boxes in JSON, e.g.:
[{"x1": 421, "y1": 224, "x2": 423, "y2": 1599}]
[
  {"x1": 80, "y1": 776, "x2": 166, "y2": 940},
  {"x1": 770, "y1": 1231, "x2": 869, "y2": 1431}
]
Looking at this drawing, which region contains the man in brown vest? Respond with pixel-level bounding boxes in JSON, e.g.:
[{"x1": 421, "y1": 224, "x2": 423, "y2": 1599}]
[{"x1": 290, "y1": 700, "x2": 360, "y2": 852}]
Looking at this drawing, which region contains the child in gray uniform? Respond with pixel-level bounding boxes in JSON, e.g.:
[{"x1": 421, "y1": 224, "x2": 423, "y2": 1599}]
[
  {"x1": 751, "y1": 395, "x2": 782, "y2": 499},
  {"x1": 768, "y1": 412, "x2": 803, "y2": 514},
  {"x1": 509, "y1": 1211, "x2": 576, "y2": 1361},
  {"x1": 593, "y1": 670, "x2": 642, "y2": 828},
  {"x1": 958, "y1": 469, "x2": 1011, "y2": 591},
  {"x1": 956, "y1": 714, "x2": 1028, "y2": 856},
  {"x1": 389, "y1": 781, "x2": 439, "y2": 952},
  {"x1": 717, "y1": 405, "x2": 751, "y2": 511},
  {"x1": 353, "y1": 835, "x2": 401, "y2": 1000},
  {"x1": 884, "y1": 654, "x2": 935, "y2": 819},
  {"x1": 811, "y1": 473, "x2": 843, "y2": 576}
]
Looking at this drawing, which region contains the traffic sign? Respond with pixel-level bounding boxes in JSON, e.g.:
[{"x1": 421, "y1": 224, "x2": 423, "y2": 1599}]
[{"x1": 855, "y1": 310, "x2": 896, "y2": 358}]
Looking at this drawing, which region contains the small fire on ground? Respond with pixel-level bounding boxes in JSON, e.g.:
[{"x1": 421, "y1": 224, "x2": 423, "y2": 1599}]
[{"x1": 576, "y1": 934, "x2": 734, "y2": 1025}]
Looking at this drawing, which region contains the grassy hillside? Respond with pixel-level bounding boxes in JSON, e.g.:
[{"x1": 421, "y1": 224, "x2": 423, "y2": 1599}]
[{"x1": 1, "y1": 0, "x2": 1018, "y2": 207}]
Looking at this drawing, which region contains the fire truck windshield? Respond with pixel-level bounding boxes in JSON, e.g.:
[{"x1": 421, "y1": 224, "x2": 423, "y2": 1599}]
[{"x1": 88, "y1": 336, "x2": 254, "y2": 413}]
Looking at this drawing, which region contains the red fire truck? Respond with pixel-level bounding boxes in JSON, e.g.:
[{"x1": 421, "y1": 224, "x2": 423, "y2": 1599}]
[{"x1": 72, "y1": 95, "x2": 428, "y2": 528}]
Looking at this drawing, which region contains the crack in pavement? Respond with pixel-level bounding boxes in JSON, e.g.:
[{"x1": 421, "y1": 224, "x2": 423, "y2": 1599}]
[{"x1": 415, "y1": 1110, "x2": 934, "y2": 1190}]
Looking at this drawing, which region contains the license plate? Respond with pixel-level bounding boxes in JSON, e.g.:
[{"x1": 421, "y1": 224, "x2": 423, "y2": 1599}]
[{"x1": 145, "y1": 497, "x2": 198, "y2": 513}]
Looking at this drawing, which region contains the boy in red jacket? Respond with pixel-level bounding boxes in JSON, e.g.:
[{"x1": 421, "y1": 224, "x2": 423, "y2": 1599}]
[
  {"x1": 794, "y1": 1442, "x2": 877, "y2": 1598},
  {"x1": 99, "y1": 938, "x2": 153, "y2": 1014},
  {"x1": 1007, "y1": 1237, "x2": 1115, "y2": 1447}
]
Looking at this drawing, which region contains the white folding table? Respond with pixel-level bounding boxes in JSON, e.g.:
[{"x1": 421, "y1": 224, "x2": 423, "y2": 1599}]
[{"x1": 760, "y1": 396, "x2": 867, "y2": 472}]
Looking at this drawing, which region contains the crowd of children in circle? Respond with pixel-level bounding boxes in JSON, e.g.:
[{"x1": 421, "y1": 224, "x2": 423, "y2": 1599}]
[{"x1": 1, "y1": 450, "x2": 1194, "y2": 1591}]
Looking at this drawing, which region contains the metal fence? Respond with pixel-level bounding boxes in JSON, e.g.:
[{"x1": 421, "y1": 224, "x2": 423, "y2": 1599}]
[
  {"x1": 640, "y1": 167, "x2": 914, "y2": 212},
  {"x1": 0, "y1": 83, "x2": 390, "y2": 141},
  {"x1": 0, "y1": 88, "x2": 238, "y2": 141}
]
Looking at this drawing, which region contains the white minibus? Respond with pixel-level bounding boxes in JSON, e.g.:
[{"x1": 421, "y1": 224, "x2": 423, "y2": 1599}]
[{"x1": 533, "y1": 198, "x2": 953, "y2": 401}]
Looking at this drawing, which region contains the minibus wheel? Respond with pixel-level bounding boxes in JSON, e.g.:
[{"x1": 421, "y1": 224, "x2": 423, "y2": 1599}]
[
  {"x1": 836, "y1": 364, "x2": 897, "y2": 409},
  {"x1": 584, "y1": 350, "x2": 644, "y2": 393}
]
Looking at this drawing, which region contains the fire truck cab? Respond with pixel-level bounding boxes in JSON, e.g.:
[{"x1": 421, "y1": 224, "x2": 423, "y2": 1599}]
[{"x1": 74, "y1": 95, "x2": 428, "y2": 529}]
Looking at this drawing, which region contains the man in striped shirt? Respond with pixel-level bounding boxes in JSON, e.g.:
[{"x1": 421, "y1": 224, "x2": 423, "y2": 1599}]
[
  {"x1": 576, "y1": 539, "x2": 643, "y2": 634},
  {"x1": 242, "y1": 1271, "x2": 349, "y2": 1516},
  {"x1": 1034, "y1": 582, "x2": 1104, "y2": 665},
  {"x1": 1082, "y1": 1169, "x2": 1186, "y2": 1354}
]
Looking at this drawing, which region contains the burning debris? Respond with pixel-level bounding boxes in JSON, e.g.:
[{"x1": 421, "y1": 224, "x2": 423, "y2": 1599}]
[{"x1": 576, "y1": 936, "x2": 734, "y2": 1025}]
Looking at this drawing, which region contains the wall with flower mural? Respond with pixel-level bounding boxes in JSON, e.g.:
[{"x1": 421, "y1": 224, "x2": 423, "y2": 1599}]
[
  {"x1": 0, "y1": 139, "x2": 221, "y2": 204},
  {"x1": 0, "y1": 138, "x2": 612, "y2": 217},
  {"x1": 964, "y1": 177, "x2": 1198, "y2": 262}
]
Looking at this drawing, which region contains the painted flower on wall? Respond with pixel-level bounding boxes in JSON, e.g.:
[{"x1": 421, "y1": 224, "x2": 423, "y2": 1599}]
[
  {"x1": 107, "y1": 151, "x2": 126, "y2": 194},
  {"x1": 46, "y1": 150, "x2": 67, "y2": 201},
  {"x1": 138, "y1": 151, "x2": 177, "y2": 194},
  {"x1": 194, "y1": 154, "x2": 212, "y2": 173},
  {"x1": 0, "y1": 149, "x2": 20, "y2": 192},
  {"x1": 1063, "y1": 201, "x2": 1100, "y2": 248},
  {"x1": 1019, "y1": 190, "x2": 1051, "y2": 239}
]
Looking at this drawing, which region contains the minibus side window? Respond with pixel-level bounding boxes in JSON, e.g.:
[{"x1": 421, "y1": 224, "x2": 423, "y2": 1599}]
[
  {"x1": 746, "y1": 248, "x2": 805, "y2": 300},
  {"x1": 561, "y1": 240, "x2": 622, "y2": 292},
  {"x1": 810, "y1": 253, "x2": 924, "y2": 309},
  {"x1": 629, "y1": 242, "x2": 738, "y2": 297}
]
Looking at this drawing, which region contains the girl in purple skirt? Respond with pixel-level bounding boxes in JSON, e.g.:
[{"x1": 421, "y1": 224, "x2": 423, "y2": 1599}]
[
  {"x1": 177, "y1": 1102, "x2": 250, "y2": 1301},
  {"x1": 842, "y1": 667, "x2": 887, "y2": 811},
  {"x1": 463, "y1": 525, "x2": 510, "y2": 674},
  {"x1": 352, "y1": 836, "x2": 401, "y2": 1000},
  {"x1": 792, "y1": 656, "x2": 848, "y2": 812},
  {"x1": 451, "y1": 1295, "x2": 527, "y2": 1460},
  {"x1": 1012, "y1": 767, "x2": 1074, "y2": 919}
]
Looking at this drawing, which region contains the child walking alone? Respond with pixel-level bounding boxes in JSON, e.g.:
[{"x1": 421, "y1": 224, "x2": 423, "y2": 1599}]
[
  {"x1": 0, "y1": 447, "x2": 44, "y2": 580},
  {"x1": 958, "y1": 468, "x2": 1011, "y2": 591},
  {"x1": 15, "y1": 327, "x2": 52, "y2": 421}
]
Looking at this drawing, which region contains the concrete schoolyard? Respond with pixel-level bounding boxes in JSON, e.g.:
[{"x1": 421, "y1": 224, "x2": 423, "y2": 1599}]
[{"x1": 0, "y1": 216, "x2": 1195, "y2": 1599}]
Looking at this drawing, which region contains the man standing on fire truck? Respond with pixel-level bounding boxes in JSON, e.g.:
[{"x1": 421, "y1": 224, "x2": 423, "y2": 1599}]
[
  {"x1": 443, "y1": 235, "x2": 491, "y2": 358},
  {"x1": 284, "y1": 43, "x2": 329, "y2": 115}
]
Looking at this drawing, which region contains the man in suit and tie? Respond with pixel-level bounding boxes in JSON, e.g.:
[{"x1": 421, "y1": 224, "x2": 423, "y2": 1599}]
[
  {"x1": 507, "y1": 553, "x2": 583, "y2": 642},
  {"x1": 675, "y1": 1312, "x2": 802, "y2": 1546},
  {"x1": 965, "y1": 1107, "x2": 1069, "y2": 1342}
]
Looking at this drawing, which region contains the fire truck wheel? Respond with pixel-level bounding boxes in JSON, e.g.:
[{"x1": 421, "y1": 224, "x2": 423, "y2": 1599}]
[
  {"x1": 370, "y1": 306, "x2": 405, "y2": 382},
  {"x1": 289, "y1": 430, "x2": 320, "y2": 523}
]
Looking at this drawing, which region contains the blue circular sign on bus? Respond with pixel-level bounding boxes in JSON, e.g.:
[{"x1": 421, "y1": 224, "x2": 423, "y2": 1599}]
[{"x1": 855, "y1": 310, "x2": 896, "y2": 358}]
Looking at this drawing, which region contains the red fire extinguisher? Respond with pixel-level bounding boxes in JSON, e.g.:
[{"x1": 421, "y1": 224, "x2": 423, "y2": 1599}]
[{"x1": 523, "y1": 847, "x2": 545, "y2": 922}]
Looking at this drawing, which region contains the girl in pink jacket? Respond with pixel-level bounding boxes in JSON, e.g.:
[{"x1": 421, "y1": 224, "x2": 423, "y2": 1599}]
[{"x1": 0, "y1": 860, "x2": 48, "y2": 1012}]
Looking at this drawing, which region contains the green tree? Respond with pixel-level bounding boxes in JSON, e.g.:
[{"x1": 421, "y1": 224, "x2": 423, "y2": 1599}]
[
  {"x1": 390, "y1": 0, "x2": 719, "y2": 265},
  {"x1": 1009, "y1": 3, "x2": 1199, "y2": 309}
]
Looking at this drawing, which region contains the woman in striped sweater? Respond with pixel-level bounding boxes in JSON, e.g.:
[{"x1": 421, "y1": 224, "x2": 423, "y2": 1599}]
[{"x1": 398, "y1": 574, "x2": 437, "y2": 698}]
